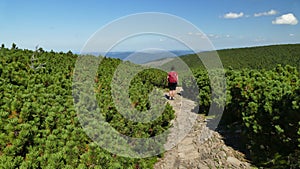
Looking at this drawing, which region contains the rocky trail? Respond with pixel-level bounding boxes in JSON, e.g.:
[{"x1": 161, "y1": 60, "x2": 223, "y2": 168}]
[{"x1": 154, "y1": 87, "x2": 252, "y2": 169}]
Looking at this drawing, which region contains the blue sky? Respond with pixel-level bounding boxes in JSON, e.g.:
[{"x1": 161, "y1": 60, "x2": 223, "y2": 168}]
[{"x1": 1, "y1": 0, "x2": 299, "y2": 52}]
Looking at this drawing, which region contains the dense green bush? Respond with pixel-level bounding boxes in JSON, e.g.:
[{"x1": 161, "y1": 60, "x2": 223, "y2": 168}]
[
  {"x1": 226, "y1": 65, "x2": 300, "y2": 167},
  {"x1": 183, "y1": 65, "x2": 300, "y2": 168},
  {"x1": 0, "y1": 47, "x2": 174, "y2": 168}
]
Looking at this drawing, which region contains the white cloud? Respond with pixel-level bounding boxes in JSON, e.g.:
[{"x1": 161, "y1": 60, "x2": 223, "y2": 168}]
[
  {"x1": 187, "y1": 32, "x2": 231, "y2": 39},
  {"x1": 272, "y1": 13, "x2": 298, "y2": 25},
  {"x1": 195, "y1": 32, "x2": 207, "y2": 39},
  {"x1": 289, "y1": 33, "x2": 295, "y2": 36},
  {"x1": 208, "y1": 34, "x2": 219, "y2": 38},
  {"x1": 223, "y1": 12, "x2": 244, "y2": 19},
  {"x1": 187, "y1": 32, "x2": 207, "y2": 39},
  {"x1": 207, "y1": 34, "x2": 232, "y2": 39},
  {"x1": 254, "y1": 9, "x2": 278, "y2": 17}
]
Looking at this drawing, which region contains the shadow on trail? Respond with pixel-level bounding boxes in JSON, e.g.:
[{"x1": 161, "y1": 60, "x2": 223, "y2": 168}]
[
  {"x1": 217, "y1": 125, "x2": 252, "y2": 161},
  {"x1": 179, "y1": 88, "x2": 252, "y2": 162}
]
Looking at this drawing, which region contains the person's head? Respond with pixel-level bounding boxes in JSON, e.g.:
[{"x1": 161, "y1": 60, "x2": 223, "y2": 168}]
[{"x1": 170, "y1": 66, "x2": 175, "y2": 71}]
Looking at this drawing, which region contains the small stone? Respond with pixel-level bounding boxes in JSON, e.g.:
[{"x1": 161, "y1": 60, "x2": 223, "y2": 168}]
[
  {"x1": 227, "y1": 156, "x2": 242, "y2": 167},
  {"x1": 218, "y1": 151, "x2": 227, "y2": 158},
  {"x1": 222, "y1": 145, "x2": 230, "y2": 152},
  {"x1": 181, "y1": 137, "x2": 194, "y2": 145},
  {"x1": 178, "y1": 164, "x2": 188, "y2": 169},
  {"x1": 197, "y1": 163, "x2": 210, "y2": 169},
  {"x1": 235, "y1": 129, "x2": 242, "y2": 133}
]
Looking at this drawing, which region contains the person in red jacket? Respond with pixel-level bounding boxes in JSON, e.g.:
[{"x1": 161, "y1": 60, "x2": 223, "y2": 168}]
[{"x1": 167, "y1": 66, "x2": 178, "y2": 100}]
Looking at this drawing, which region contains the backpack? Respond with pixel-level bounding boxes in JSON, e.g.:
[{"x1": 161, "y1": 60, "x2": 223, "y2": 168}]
[{"x1": 168, "y1": 71, "x2": 178, "y2": 83}]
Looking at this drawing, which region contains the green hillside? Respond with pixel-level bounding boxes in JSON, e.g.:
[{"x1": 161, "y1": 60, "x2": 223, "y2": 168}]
[{"x1": 180, "y1": 44, "x2": 300, "y2": 71}]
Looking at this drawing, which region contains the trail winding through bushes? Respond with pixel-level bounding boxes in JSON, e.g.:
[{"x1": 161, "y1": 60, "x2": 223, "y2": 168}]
[{"x1": 154, "y1": 87, "x2": 251, "y2": 169}]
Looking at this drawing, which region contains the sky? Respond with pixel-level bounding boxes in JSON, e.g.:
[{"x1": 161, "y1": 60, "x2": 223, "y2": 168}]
[{"x1": 1, "y1": 0, "x2": 299, "y2": 52}]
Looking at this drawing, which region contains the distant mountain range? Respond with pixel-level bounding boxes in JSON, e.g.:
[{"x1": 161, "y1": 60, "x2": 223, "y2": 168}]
[
  {"x1": 78, "y1": 44, "x2": 300, "y2": 69},
  {"x1": 82, "y1": 50, "x2": 196, "y2": 64}
]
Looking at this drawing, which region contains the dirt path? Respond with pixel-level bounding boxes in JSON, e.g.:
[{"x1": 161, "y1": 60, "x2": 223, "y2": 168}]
[{"x1": 154, "y1": 87, "x2": 251, "y2": 169}]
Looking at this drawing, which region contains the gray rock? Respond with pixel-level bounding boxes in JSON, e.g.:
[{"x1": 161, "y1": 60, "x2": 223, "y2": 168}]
[{"x1": 227, "y1": 156, "x2": 242, "y2": 167}]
